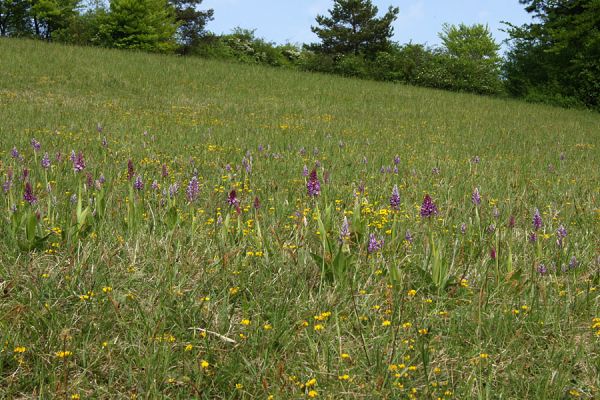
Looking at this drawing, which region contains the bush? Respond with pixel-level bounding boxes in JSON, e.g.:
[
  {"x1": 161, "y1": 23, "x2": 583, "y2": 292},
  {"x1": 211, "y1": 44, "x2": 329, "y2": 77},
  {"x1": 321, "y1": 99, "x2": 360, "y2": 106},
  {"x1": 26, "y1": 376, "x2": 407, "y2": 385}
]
[
  {"x1": 297, "y1": 51, "x2": 336, "y2": 74},
  {"x1": 369, "y1": 51, "x2": 404, "y2": 81},
  {"x1": 333, "y1": 54, "x2": 369, "y2": 78},
  {"x1": 192, "y1": 28, "x2": 505, "y2": 98},
  {"x1": 522, "y1": 88, "x2": 585, "y2": 110},
  {"x1": 53, "y1": 10, "x2": 107, "y2": 46},
  {"x1": 190, "y1": 28, "x2": 300, "y2": 68}
]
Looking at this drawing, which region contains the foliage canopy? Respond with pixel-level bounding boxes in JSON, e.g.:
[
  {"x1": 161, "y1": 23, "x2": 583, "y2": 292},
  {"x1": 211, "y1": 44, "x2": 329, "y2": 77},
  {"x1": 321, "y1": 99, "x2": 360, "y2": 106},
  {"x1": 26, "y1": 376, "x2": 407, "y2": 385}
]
[
  {"x1": 310, "y1": 0, "x2": 399, "y2": 58},
  {"x1": 99, "y1": 0, "x2": 178, "y2": 53},
  {"x1": 504, "y1": 0, "x2": 600, "y2": 109},
  {"x1": 168, "y1": 0, "x2": 213, "y2": 53},
  {"x1": 438, "y1": 23, "x2": 502, "y2": 94}
]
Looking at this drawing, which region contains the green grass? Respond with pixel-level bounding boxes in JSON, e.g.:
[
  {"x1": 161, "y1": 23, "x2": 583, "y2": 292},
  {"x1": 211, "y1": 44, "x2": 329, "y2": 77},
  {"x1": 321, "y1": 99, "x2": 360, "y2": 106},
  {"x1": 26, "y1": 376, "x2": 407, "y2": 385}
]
[{"x1": 0, "y1": 38, "x2": 599, "y2": 399}]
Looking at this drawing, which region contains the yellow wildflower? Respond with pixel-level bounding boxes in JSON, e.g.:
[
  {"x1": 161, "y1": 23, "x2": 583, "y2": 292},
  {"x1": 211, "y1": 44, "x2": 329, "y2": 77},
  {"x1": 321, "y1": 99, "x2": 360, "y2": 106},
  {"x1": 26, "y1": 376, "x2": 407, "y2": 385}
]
[{"x1": 305, "y1": 378, "x2": 317, "y2": 387}]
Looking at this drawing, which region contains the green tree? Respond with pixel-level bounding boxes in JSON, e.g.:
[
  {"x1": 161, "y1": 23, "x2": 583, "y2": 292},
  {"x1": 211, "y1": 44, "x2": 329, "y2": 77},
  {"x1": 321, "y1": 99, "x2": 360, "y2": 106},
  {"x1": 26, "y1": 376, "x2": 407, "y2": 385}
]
[
  {"x1": 438, "y1": 23, "x2": 502, "y2": 94},
  {"x1": 0, "y1": 0, "x2": 80, "y2": 39},
  {"x1": 440, "y1": 23, "x2": 500, "y2": 62},
  {"x1": 100, "y1": 0, "x2": 178, "y2": 53},
  {"x1": 504, "y1": 0, "x2": 600, "y2": 109},
  {"x1": 0, "y1": 0, "x2": 31, "y2": 36},
  {"x1": 30, "y1": 0, "x2": 81, "y2": 40},
  {"x1": 310, "y1": 0, "x2": 399, "y2": 58},
  {"x1": 53, "y1": 4, "x2": 107, "y2": 45},
  {"x1": 168, "y1": 0, "x2": 213, "y2": 53}
]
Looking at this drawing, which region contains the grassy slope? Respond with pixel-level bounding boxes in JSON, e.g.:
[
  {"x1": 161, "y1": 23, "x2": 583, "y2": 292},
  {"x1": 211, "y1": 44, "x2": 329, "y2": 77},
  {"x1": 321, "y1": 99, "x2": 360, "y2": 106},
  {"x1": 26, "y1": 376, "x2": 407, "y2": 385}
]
[
  {"x1": 2, "y1": 39, "x2": 598, "y2": 158},
  {"x1": 0, "y1": 38, "x2": 599, "y2": 399}
]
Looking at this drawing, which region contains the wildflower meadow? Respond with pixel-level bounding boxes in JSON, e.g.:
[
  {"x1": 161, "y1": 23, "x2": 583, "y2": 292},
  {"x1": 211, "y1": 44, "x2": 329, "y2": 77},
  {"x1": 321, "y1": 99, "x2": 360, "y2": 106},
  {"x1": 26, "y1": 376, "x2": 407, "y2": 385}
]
[{"x1": 1, "y1": 39, "x2": 599, "y2": 399}]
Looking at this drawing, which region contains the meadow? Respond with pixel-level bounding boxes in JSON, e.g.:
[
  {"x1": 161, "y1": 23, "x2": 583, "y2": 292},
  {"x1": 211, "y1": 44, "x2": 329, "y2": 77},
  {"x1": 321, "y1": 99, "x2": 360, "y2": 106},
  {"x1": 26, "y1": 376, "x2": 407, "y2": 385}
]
[{"x1": 0, "y1": 38, "x2": 599, "y2": 399}]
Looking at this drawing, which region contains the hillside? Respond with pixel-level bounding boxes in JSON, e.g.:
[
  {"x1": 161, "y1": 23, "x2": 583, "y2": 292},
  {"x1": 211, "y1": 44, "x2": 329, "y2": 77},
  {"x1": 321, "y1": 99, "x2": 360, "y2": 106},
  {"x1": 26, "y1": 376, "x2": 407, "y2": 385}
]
[
  {"x1": 1, "y1": 38, "x2": 599, "y2": 399},
  {"x1": 2, "y1": 39, "x2": 598, "y2": 161}
]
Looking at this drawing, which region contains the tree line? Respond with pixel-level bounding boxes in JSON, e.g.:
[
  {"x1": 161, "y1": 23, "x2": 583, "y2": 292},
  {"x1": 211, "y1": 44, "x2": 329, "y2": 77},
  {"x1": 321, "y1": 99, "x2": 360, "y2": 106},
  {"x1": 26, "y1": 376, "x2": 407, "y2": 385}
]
[{"x1": 1, "y1": 0, "x2": 598, "y2": 110}]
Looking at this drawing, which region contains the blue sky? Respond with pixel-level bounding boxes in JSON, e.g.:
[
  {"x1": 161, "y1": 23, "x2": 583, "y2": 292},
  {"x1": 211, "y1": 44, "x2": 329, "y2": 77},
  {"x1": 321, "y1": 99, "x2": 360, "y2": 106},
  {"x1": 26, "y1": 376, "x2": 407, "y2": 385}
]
[{"x1": 201, "y1": 0, "x2": 533, "y2": 51}]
